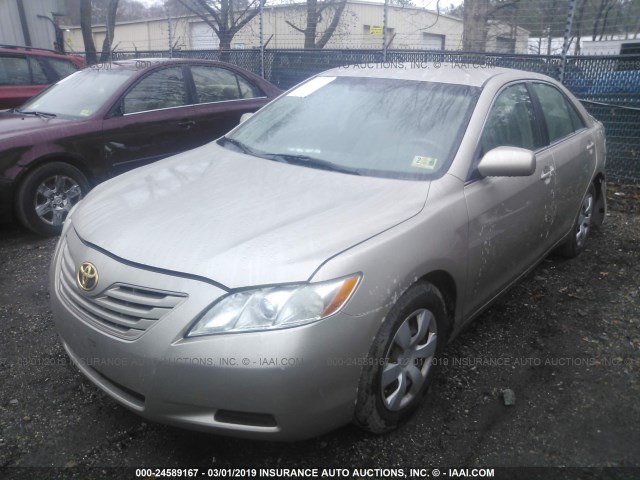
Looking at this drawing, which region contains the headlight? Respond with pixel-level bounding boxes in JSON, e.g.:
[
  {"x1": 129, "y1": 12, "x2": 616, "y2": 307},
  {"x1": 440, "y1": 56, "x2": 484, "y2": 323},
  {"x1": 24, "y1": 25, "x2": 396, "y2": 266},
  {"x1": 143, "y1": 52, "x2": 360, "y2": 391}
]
[
  {"x1": 187, "y1": 274, "x2": 360, "y2": 336},
  {"x1": 60, "y1": 203, "x2": 79, "y2": 238}
]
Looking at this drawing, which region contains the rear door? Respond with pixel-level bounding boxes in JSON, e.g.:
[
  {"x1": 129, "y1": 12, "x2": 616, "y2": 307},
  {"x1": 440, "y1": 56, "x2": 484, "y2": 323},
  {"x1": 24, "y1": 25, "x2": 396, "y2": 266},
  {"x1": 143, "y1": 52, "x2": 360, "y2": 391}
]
[
  {"x1": 529, "y1": 82, "x2": 597, "y2": 240},
  {"x1": 101, "y1": 65, "x2": 198, "y2": 176},
  {"x1": 186, "y1": 64, "x2": 269, "y2": 145}
]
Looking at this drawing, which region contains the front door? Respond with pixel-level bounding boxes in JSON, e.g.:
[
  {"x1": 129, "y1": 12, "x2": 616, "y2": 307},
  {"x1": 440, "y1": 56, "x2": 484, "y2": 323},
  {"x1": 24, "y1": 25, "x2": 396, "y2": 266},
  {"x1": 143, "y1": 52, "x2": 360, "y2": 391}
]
[
  {"x1": 101, "y1": 66, "x2": 198, "y2": 177},
  {"x1": 464, "y1": 83, "x2": 557, "y2": 317}
]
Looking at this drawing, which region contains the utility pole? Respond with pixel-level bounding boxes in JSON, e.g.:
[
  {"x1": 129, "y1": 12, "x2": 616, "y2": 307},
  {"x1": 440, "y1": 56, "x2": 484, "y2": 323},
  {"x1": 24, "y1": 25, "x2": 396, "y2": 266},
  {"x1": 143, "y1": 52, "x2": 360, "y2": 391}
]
[
  {"x1": 167, "y1": 5, "x2": 174, "y2": 58},
  {"x1": 383, "y1": 0, "x2": 388, "y2": 62},
  {"x1": 560, "y1": 0, "x2": 577, "y2": 83},
  {"x1": 260, "y1": 1, "x2": 264, "y2": 78}
]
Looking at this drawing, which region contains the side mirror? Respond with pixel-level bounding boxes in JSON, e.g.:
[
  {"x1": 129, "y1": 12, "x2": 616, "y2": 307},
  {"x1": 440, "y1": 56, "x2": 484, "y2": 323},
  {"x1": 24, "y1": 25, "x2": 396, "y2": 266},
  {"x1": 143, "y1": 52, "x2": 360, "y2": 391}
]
[
  {"x1": 477, "y1": 146, "x2": 536, "y2": 177},
  {"x1": 239, "y1": 112, "x2": 254, "y2": 124}
]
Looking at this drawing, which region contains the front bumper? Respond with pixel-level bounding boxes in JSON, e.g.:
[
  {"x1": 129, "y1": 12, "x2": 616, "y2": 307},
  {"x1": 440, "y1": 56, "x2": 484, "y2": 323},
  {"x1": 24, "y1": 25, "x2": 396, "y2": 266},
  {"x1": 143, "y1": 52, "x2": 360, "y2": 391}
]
[{"x1": 50, "y1": 228, "x2": 382, "y2": 440}]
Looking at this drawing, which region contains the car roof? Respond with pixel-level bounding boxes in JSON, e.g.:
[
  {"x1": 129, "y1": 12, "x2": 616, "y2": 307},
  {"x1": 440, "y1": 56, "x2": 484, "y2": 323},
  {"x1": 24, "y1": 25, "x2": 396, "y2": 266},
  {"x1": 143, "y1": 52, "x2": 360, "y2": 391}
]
[
  {"x1": 0, "y1": 45, "x2": 79, "y2": 59},
  {"x1": 104, "y1": 57, "x2": 242, "y2": 71},
  {"x1": 324, "y1": 62, "x2": 556, "y2": 88}
]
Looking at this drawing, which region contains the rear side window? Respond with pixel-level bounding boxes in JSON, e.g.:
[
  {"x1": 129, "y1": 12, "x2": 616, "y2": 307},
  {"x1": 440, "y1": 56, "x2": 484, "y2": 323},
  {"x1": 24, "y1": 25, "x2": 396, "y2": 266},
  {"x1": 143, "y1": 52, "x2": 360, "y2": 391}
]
[
  {"x1": 531, "y1": 83, "x2": 585, "y2": 143},
  {"x1": 190, "y1": 65, "x2": 260, "y2": 103},
  {"x1": 480, "y1": 83, "x2": 541, "y2": 154},
  {"x1": 0, "y1": 56, "x2": 30, "y2": 85}
]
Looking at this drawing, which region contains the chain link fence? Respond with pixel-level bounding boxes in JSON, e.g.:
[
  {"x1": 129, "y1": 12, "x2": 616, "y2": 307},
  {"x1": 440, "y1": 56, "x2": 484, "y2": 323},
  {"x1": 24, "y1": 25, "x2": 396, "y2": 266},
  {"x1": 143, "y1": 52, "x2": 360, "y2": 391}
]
[
  {"x1": 563, "y1": 55, "x2": 640, "y2": 183},
  {"x1": 110, "y1": 48, "x2": 639, "y2": 182}
]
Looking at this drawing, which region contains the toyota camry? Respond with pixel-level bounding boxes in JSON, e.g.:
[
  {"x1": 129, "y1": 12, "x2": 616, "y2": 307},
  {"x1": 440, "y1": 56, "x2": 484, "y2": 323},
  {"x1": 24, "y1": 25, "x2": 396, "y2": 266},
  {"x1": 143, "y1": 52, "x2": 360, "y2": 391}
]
[{"x1": 50, "y1": 64, "x2": 606, "y2": 440}]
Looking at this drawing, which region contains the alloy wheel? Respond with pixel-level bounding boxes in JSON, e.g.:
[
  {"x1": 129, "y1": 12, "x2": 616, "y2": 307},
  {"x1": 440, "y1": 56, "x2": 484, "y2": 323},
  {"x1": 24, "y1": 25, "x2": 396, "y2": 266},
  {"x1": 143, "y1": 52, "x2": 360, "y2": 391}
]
[{"x1": 34, "y1": 175, "x2": 82, "y2": 227}]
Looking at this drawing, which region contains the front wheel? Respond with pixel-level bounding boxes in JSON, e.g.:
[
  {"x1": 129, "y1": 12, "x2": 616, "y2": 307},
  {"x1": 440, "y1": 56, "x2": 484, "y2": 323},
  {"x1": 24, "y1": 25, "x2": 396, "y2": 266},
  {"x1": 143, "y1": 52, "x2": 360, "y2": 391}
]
[
  {"x1": 15, "y1": 162, "x2": 89, "y2": 236},
  {"x1": 556, "y1": 183, "x2": 597, "y2": 258},
  {"x1": 354, "y1": 282, "x2": 448, "y2": 434}
]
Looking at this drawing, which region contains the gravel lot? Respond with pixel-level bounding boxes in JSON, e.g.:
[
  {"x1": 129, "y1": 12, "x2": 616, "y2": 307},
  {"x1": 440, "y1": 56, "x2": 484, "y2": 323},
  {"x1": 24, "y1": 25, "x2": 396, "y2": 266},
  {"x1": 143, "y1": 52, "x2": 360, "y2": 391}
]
[{"x1": 1, "y1": 183, "x2": 639, "y2": 480}]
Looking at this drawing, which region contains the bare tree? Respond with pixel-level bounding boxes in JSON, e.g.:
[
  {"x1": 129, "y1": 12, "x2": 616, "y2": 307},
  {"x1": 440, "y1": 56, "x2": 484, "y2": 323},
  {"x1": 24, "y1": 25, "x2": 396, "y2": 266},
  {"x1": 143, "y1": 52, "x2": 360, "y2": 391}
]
[
  {"x1": 285, "y1": 0, "x2": 348, "y2": 49},
  {"x1": 100, "y1": 0, "x2": 120, "y2": 62},
  {"x1": 569, "y1": 0, "x2": 588, "y2": 54},
  {"x1": 390, "y1": 0, "x2": 415, "y2": 6},
  {"x1": 176, "y1": 0, "x2": 266, "y2": 51},
  {"x1": 79, "y1": 0, "x2": 120, "y2": 64},
  {"x1": 80, "y1": 0, "x2": 98, "y2": 64},
  {"x1": 591, "y1": 0, "x2": 616, "y2": 40},
  {"x1": 462, "y1": 0, "x2": 490, "y2": 51},
  {"x1": 462, "y1": 0, "x2": 520, "y2": 52},
  {"x1": 65, "y1": 0, "x2": 164, "y2": 24}
]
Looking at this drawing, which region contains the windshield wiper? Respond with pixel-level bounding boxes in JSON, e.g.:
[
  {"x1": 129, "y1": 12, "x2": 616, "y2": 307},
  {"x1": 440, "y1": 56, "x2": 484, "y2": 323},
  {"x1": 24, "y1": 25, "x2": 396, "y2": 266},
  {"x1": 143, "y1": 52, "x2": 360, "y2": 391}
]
[
  {"x1": 220, "y1": 136, "x2": 255, "y2": 155},
  {"x1": 220, "y1": 140, "x2": 361, "y2": 176},
  {"x1": 260, "y1": 153, "x2": 361, "y2": 176},
  {"x1": 14, "y1": 109, "x2": 57, "y2": 119}
]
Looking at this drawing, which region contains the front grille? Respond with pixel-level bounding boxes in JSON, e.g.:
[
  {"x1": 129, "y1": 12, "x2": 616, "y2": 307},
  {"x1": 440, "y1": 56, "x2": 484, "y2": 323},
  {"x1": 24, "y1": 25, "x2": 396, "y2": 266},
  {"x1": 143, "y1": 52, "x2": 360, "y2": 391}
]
[{"x1": 58, "y1": 241, "x2": 187, "y2": 340}]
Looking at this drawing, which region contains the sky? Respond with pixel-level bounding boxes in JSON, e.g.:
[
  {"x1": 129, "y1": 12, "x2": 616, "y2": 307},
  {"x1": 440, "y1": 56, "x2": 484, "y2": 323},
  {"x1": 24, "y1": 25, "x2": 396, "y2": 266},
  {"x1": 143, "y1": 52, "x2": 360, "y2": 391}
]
[{"x1": 137, "y1": 0, "x2": 464, "y2": 7}]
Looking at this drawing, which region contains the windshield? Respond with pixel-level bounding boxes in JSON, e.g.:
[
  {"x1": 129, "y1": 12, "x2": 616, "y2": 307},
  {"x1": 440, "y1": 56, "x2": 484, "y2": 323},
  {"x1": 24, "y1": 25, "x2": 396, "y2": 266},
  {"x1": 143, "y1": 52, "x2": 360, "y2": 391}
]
[
  {"x1": 19, "y1": 68, "x2": 135, "y2": 118},
  {"x1": 224, "y1": 76, "x2": 480, "y2": 179}
]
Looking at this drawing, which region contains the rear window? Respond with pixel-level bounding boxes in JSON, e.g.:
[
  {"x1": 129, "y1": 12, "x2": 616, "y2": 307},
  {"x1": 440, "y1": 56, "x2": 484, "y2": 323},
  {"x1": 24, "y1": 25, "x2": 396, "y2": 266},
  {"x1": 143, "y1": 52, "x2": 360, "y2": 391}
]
[
  {"x1": 0, "y1": 56, "x2": 30, "y2": 85},
  {"x1": 29, "y1": 57, "x2": 49, "y2": 84},
  {"x1": 191, "y1": 65, "x2": 260, "y2": 103},
  {"x1": 46, "y1": 57, "x2": 80, "y2": 78}
]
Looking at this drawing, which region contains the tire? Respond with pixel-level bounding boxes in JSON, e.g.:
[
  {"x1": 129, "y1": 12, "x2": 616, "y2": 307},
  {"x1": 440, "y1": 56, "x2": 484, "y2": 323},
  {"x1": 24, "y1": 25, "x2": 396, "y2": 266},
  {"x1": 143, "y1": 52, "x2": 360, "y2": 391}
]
[
  {"x1": 556, "y1": 183, "x2": 597, "y2": 259},
  {"x1": 15, "y1": 162, "x2": 89, "y2": 236},
  {"x1": 354, "y1": 282, "x2": 448, "y2": 434}
]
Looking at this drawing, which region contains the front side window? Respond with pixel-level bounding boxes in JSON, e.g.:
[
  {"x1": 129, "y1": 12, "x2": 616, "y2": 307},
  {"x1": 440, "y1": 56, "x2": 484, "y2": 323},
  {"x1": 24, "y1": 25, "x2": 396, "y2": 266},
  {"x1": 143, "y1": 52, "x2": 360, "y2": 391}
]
[
  {"x1": 531, "y1": 83, "x2": 585, "y2": 143},
  {"x1": 123, "y1": 67, "x2": 187, "y2": 114},
  {"x1": 191, "y1": 65, "x2": 259, "y2": 103},
  {"x1": 224, "y1": 76, "x2": 479, "y2": 180},
  {"x1": 480, "y1": 83, "x2": 540, "y2": 154}
]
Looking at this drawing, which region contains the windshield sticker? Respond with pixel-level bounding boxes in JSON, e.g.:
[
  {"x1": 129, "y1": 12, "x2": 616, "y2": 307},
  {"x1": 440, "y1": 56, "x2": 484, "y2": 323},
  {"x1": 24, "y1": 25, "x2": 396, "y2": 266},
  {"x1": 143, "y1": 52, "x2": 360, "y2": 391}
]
[
  {"x1": 287, "y1": 77, "x2": 336, "y2": 98},
  {"x1": 411, "y1": 156, "x2": 438, "y2": 170},
  {"x1": 79, "y1": 109, "x2": 92, "y2": 117},
  {"x1": 287, "y1": 147, "x2": 322, "y2": 154}
]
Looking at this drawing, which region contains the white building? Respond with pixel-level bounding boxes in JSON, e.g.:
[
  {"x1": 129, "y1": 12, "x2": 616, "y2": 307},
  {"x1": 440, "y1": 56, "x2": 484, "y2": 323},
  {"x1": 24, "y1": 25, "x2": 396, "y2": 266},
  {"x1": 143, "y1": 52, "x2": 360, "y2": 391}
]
[
  {"x1": 62, "y1": 1, "x2": 529, "y2": 54},
  {"x1": 0, "y1": 0, "x2": 67, "y2": 51},
  {"x1": 529, "y1": 35, "x2": 640, "y2": 56}
]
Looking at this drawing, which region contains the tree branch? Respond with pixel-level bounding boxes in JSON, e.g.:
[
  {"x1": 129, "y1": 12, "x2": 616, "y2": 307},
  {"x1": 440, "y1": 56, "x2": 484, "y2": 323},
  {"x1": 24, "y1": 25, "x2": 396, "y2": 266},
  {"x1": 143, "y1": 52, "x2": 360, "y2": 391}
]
[
  {"x1": 316, "y1": 0, "x2": 347, "y2": 48},
  {"x1": 178, "y1": 0, "x2": 221, "y2": 29},
  {"x1": 230, "y1": 0, "x2": 265, "y2": 32},
  {"x1": 286, "y1": 20, "x2": 306, "y2": 34}
]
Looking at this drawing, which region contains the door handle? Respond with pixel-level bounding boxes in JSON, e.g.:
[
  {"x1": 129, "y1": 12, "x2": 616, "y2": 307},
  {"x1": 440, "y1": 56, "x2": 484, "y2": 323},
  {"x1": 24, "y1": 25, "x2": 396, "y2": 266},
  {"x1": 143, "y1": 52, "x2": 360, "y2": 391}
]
[
  {"x1": 586, "y1": 141, "x2": 595, "y2": 151},
  {"x1": 177, "y1": 119, "x2": 196, "y2": 129},
  {"x1": 540, "y1": 166, "x2": 555, "y2": 180}
]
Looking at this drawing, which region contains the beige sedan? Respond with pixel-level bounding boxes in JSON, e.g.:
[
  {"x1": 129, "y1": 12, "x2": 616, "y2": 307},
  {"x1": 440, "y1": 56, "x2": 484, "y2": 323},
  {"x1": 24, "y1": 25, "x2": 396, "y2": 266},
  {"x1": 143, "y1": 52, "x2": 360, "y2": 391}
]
[{"x1": 50, "y1": 64, "x2": 606, "y2": 440}]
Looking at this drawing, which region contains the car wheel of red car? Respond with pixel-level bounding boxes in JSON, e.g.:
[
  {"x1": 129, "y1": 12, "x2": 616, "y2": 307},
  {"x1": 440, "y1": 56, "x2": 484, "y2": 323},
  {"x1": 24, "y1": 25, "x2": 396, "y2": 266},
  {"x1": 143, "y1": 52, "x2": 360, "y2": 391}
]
[{"x1": 15, "y1": 162, "x2": 90, "y2": 236}]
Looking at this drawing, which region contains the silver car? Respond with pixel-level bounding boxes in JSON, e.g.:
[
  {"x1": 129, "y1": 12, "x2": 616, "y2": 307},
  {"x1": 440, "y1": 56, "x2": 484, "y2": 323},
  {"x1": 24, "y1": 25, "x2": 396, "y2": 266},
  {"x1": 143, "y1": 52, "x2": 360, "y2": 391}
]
[{"x1": 50, "y1": 64, "x2": 606, "y2": 440}]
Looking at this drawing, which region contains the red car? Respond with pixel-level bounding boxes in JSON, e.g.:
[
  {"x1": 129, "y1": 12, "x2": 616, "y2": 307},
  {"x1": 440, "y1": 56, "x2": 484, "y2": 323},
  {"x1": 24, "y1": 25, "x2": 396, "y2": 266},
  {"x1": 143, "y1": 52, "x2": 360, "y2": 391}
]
[
  {"x1": 0, "y1": 45, "x2": 85, "y2": 109},
  {"x1": 0, "y1": 58, "x2": 281, "y2": 235}
]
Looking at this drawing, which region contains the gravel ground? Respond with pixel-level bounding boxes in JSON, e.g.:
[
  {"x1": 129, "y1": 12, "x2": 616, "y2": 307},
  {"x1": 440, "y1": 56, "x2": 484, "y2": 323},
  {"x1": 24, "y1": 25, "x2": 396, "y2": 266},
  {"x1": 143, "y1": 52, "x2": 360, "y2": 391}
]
[{"x1": 0, "y1": 184, "x2": 639, "y2": 480}]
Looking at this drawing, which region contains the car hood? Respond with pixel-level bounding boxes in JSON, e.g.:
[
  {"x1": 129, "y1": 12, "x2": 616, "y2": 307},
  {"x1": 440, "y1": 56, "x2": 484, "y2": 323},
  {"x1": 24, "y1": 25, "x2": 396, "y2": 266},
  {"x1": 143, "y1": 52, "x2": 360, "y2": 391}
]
[
  {"x1": 73, "y1": 143, "x2": 430, "y2": 289},
  {"x1": 0, "y1": 111, "x2": 79, "y2": 140}
]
